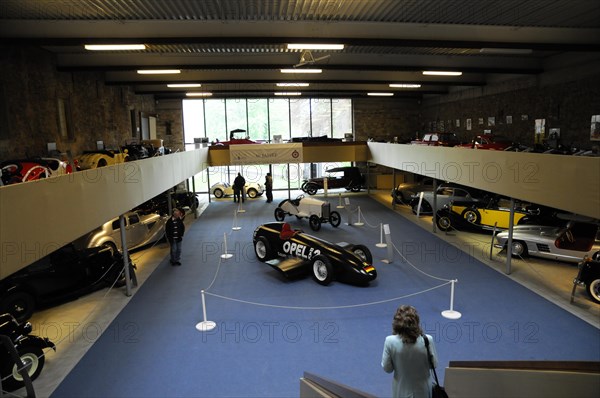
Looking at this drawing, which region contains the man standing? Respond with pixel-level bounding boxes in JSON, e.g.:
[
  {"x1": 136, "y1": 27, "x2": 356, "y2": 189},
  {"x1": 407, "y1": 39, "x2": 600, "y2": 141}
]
[
  {"x1": 265, "y1": 172, "x2": 273, "y2": 203},
  {"x1": 165, "y1": 208, "x2": 185, "y2": 265},
  {"x1": 233, "y1": 172, "x2": 246, "y2": 203}
]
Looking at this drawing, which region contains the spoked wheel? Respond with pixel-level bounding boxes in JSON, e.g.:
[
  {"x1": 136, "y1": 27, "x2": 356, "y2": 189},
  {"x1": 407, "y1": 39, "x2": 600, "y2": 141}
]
[
  {"x1": 309, "y1": 215, "x2": 322, "y2": 231},
  {"x1": 462, "y1": 208, "x2": 481, "y2": 224},
  {"x1": 329, "y1": 211, "x2": 341, "y2": 227},
  {"x1": 436, "y1": 215, "x2": 452, "y2": 231},
  {"x1": 274, "y1": 207, "x2": 285, "y2": 221},
  {"x1": 311, "y1": 255, "x2": 334, "y2": 285},
  {"x1": 350, "y1": 244, "x2": 373, "y2": 264},
  {"x1": 305, "y1": 184, "x2": 318, "y2": 195},
  {"x1": 510, "y1": 240, "x2": 528, "y2": 257},
  {"x1": 1, "y1": 345, "x2": 44, "y2": 392},
  {"x1": 213, "y1": 189, "x2": 224, "y2": 199},
  {"x1": 586, "y1": 279, "x2": 600, "y2": 304}
]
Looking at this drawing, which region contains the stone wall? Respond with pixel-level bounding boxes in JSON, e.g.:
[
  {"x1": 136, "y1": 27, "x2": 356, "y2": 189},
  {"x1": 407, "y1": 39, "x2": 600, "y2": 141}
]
[
  {"x1": 0, "y1": 46, "x2": 155, "y2": 161},
  {"x1": 353, "y1": 98, "x2": 421, "y2": 143}
]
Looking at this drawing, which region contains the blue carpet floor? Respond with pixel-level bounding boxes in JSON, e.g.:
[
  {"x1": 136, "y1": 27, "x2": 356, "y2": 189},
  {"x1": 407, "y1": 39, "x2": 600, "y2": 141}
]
[{"x1": 51, "y1": 195, "x2": 600, "y2": 397}]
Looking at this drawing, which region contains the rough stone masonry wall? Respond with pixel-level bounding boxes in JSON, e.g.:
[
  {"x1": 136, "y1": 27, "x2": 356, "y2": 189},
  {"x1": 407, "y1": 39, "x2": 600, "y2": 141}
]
[{"x1": 0, "y1": 46, "x2": 155, "y2": 161}]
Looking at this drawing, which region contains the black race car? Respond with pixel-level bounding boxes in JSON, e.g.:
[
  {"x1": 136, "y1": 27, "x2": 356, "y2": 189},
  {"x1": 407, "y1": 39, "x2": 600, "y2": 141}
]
[{"x1": 252, "y1": 222, "x2": 377, "y2": 286}]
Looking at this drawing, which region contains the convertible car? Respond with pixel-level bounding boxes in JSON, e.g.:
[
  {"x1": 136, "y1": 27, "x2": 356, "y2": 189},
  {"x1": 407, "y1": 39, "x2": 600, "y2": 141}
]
[
  {"x1": 435, "y1": 199, "x2": 534, "y2": 232},
  {"x1": 0, "y1": 157, "x2": 72, "y2": 185},
  {"x1": 301, "y1": 166, "x2": 364, "y2": 195},
  {"x1": 253, "y1": 222, "x2": 377, "y2": 286},
  {"x1": 77, "y1": 149, "x2": 129, "y2": 169},
  {"x1": 0, "y1": 245, "x2": 132, "y2": 322},
  {"x1": 210, "y1": 181, "x2": 264, "y2": 199},
  {"x1": 494, "y1": 221, "x2": 600, "y2": 263},
  {"x1": 573, "y1": 255, "x2": 600, "y2": 304},
  {"x1": 73, "y1": 211, "x2": 167, "y2": 254},
  {"x1": 455, "y1": 134, "x2": 513, "y2": 150}
]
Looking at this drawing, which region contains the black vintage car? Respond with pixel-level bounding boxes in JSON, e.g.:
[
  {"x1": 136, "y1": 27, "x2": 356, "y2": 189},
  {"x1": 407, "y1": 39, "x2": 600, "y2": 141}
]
[
  {"x1": 301, "y1": 166, "x2": 364, "y2": 195},
  {"x1": 573, "y1": 254, "x2": 600, "y2": 304},
  {"x1": 253, "y1": 222, "x2": 376, "y2": 286},
  {"x1": 0, "y1": 245, "x2": 134, "y2": 322},
  {"x1": 135, "y1": 190, "x2": 200, "y2": 215}
]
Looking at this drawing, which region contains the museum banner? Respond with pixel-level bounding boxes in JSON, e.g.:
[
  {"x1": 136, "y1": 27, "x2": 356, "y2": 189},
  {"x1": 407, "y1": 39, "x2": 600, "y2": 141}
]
[{"x1": 229, "y1": 143, "x2": 303, "y2": 165}]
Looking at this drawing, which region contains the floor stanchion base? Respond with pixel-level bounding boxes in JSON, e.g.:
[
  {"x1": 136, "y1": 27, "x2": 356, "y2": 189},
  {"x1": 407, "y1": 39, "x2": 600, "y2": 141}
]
[
  {"x1": 353, "y1": 222, "x2": 364, "y2": 226},
  {"x1": 381, "y1": 259, "x2": 392, "y2": 264},
  {"x1": 196, "y1": 321, "x2": 217, "y2": 331},
  {"x1": 441, "y1": 310, "x2": 462, "y2": 319},
  {"x1": 232, "y1": 227, "x2": 241, "y2": 231},
  {"x1": 375, "y1": 243, "x2": 387, "y2": 248},
  {"x1": 220, "y1": 253, "x2": 233, "y2": 259}
]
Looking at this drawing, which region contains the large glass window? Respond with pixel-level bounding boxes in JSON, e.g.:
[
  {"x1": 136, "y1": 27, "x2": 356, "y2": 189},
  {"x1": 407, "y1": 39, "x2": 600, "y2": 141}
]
[
  {"x1": 268, "y1": 98, "x2": 290, "y2": 140},
  {"x1": 332, "y1": 99, "x2": 352, "y2": 139},
  {"x1": 226, "y1": 99, "x2": 247, "y2": 138},
  {"x1": 204, "y1": 99, "x2": 227, "y2": 142},
  {"x1": 311, "y1": 98, "x2": 332, "y2": 137},
  {"x1": 247, "y1": 99, "x2": 269, "y2": 141},
  {"x1": 182, "y1": 100, "x2": 205, "y2": 150},
  {"x1": 290, "y1": 98, "x2": 311, "y2": 138}
]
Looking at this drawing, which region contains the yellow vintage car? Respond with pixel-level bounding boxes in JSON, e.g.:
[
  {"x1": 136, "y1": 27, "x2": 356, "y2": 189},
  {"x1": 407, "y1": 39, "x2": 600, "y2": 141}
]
[
  {"x1": 436, "y1": 199, "x2": 533, "y2": 232},
  {"x1": 77, "y1": 149, "x2": 129, "y2": 169}
]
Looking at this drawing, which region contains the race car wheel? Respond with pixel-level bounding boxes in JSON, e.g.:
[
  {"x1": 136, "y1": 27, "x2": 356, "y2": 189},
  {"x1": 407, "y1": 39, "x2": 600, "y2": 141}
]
[
  {"x1": 312, "y1": 255, "x2": 334, "y2": 285},
  {"x1": 436, "y1": 215, "x2": 452, "y2": 231},
  {"x1": 305, "y1": 184, "x2": 319, "y2": 195},
  {"x1": 510, "y1": 240, "x2": 528, "y2": 257},
  {"x1": 329, "y1": 211, "x2": 341, "y2": 227},
  {"x1": 0, "y1": 291, "x2": 35, "y2": 323},
  {"x1": 309, "y1": 215, "x2": 322, "y2": 231},
  {"x1": 586, "y1": 279, "x2": 600, "y2": 304},
  {"x1": 350, "y1": 244, "x2": 373, "y2": 264},
  {"x1": 246, "y1": 188, "x2": 258, "y2": 198},
  {"x1": 462, "y1": 208, "x2": 481, "y2": 224},
  {"x1": 213, "y1": 188, "x2": 224, "y2": 198},
  {"x1": 254, "y1": 237, "x2": 274, "y2": 262},
  {"x1": 1, "y1": 345, "x2": 45, "y2": 392},
  {"x1": 274, "y1": 207, "x2": 286, "y2": 221}
]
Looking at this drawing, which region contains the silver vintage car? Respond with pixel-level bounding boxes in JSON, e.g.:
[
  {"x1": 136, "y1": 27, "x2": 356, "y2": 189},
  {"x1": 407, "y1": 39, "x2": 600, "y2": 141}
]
[
  {"x1": 74, "y1": 211, "x2": 167, "y2": 254},
  {"x1": 494, "y1": 221, "x2": 600, "y2": 263}
]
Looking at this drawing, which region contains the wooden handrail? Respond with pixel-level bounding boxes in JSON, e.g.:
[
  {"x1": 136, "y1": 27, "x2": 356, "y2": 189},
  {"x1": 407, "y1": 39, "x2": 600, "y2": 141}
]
[{"x1": 449, "y1": 360, "x2": 600, "y2": 373}]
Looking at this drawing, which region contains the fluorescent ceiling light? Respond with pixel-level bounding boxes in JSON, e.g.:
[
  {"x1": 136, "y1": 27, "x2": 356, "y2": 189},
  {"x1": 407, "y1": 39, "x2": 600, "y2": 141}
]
[
  {"x1": 287, "y1": 44, "x2": 344, "y2": 50},
  {"x1": 186, "y1": 92, "x2": 212, "y2": 97},
  {"x1": 275, "y1": 92, "x2": 302, "y2": 96},
  {"x1": 480, "y1": 48, "x2": 533, "y2": 55},
  {"x1": 85, "y1": 44, "x2": 146, "y2": 51},
  {"x1": 422, "y1": 71, "x2": 462, "y2": 76},
  {"x1": 368, "y1": 92, "x2": 394, "y2": 96},
  {"x1": 389, "y1": 83, "x2": 422, "y2": 88},
  {"x1": 280, "y1": 68, "x2": 322, "y2": 74},
  {"x1": 276, "y1": 83, "x2": 310, "y2": 87},
  {"x1": 137, "y1": 69, "x2": 181, "y2": 75},
  {"x1": 167, "y1": 83, "x2": 201, "y2": 88}
]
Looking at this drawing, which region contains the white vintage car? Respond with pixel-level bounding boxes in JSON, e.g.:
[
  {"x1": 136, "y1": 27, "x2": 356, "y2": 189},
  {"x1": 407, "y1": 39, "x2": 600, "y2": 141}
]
[
  {"x1": 210, "y1": 181, "x2": 264, "y2": 199},
  {"x1": 74, "y1": 211, "x2": 167, "y2": 254},
  {"x1": 274, "y1": 195, "x2": 341, "y2": 231}
]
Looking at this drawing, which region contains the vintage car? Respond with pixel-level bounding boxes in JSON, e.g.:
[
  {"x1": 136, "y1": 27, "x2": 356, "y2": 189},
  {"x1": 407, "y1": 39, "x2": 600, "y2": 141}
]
[
  {"x1": 134, "y1": 190, "x2": 199, "y2": 215},
  {"x1": 274, "y1": 195, "x2": 341, "y2": 231},
  {"x1": 435, "y1": 199, "x2": 535, "y2": 232},
  {"x1": 494, "y1": 221, "x2": 600, "y2": 263},
  {"x1": 77, "y1": 149, "x2": 129, "y2": 169},
  {"x1": 573, "y1": 254, "x2": 600, "y2": 304},
  {"x1": 456, "y1": 134, "x2": 513, "y2": 150},
  {"x1": 73, "y1": 211, "x2": 167, "y2": 254},
  {"x1": 0, "y1": 245, "x2": 132, "y2": 322},
  {"x1": 391, "y1": 177, "x2": 437, "y2": 205},
  {"x1": 409, "y1": 183, "x2": 488, "y2": 215},
  {"x1": 410, "y1": 132, "x2": 460, "y2": 147},
  {"x1": 210, "y1": 181, "x2": 264, "y2": 199},
  {"x1": 252, "y1": 222, "x2": 377, "y2": 286},
  {"x1": 301, "y1": 166, "x2": 364, "y2": 195},
  {"x1": 0, "y1": 157, "x2": 72, "y2": 184}
]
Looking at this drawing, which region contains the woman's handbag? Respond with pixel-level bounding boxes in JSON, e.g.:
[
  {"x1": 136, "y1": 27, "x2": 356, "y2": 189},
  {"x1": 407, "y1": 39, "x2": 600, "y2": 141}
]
[{"x1": 423, "y1": 335, "x2": 449, "y2": 398}]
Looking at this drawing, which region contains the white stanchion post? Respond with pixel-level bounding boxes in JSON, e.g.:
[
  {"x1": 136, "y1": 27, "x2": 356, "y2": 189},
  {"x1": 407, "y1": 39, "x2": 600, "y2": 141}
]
[
  {"x1": 416, "y1": 191, "x2": 424, "y2": 217},
  {"x1": 353, "y1": 206, "x2": 364, "y2": 226},
  {"x1": 344, "y1": 198, "x2": 353, "y2": 225},
  {"x1": 376, "y1": 223, "x2": 387, "y2": 248},
  {"x1": 232, "y1": 210, "x2": 241, "y2": 231},
  {"x1": 441, "y1": 279, "x2": 462, "y2": 319},
  {"x1": 323, "y1": 177, "x2": 328, "y2": 197},
  {"x1": 381, "y1": 224, "x2": 394, "y2": 264},
  {"x1": 220, "y1": 233, "x2": 233, "y2": 259},
  {"x1": 237, "y1": 199, "x2": 246, "y2": 213},
  {"x1": 195, "y1": 290, "x2": 217, "y2": 331},
  {"x1": 336, "y1": 193, "x2": 344, "y2": 209}
]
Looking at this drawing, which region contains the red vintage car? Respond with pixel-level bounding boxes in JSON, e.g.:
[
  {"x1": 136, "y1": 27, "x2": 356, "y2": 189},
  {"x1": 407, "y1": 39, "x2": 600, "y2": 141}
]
[
  {"x1": 410, "y1": 132, "x2": 460, "y2": 147},
  {"x1": 0, "y1": 158, "x2": 73, "y2": 185},
  {"x1": 456, "y1": 134, "x2": 513, "y2": 150}
]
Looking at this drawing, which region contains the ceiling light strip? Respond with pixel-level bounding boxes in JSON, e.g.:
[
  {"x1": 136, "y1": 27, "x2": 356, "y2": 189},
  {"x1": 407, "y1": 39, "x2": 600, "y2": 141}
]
[
  {"x1": 280, "y1": 68, "x2": 322, "y2": 74},
  {"x1": 85, "y1": 44, "x2": 146, "y2": 51},
  {"x1": 137, "y1": 69, "x2": 181, "y2": 74},
  {"x1": 287, "y1": 44, "x2": 344, "y2": 50},
  {"x1": 422, "y1": 71, "x2": 462, "y2": 76}
]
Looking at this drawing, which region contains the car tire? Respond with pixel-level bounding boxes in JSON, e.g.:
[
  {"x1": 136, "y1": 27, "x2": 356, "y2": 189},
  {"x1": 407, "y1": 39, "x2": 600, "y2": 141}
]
[
  {"x1": 247, "y1": 188, "x2": 258, "y2": 199},
  {"x1": 102, "y1": 241, "x2": 119, "y2": 256},
  {"x1": 97, "y1": 158, "x2": 107, "y2": 168},
  {"x1": 213, "y1": 188, "x2": 224, "y2": 198},
  {"x1": 510, "y1": 240, "x2": 528, "y2": 257},
  {"x1": 350, "y1": 244, "x2": 373, "y2": 264},
  {"x1": 274, "y1": 207, "x2": 286, "y2": 221},
  {"x1": 0, "y1": 291, "x2": 35, "y2": 323},
  {"x1": 329, "y1": 211, "x2": 341, "y2": 227},
  {"x1": 254, "y1": 237, "x2": 274, "y2": 262},
  {"x1": 305, "y1": 184, "x2": 318, "y2": 195},
  {"x1": 309, "y1": 215, "x2": 322, "y2": 231},
  {"x1": 461, "y1": 208, "x2": 481, "y2": 224},
  {"x1": 311, "y1": 255, "x2": 334, "y2": 285},
  {"x1": 350, "y1": 186, "x2": 361, "y2": 192},
  {"x1": 586, "y1": 279, "x2": 600, "y2": 304},
  {"x1": 412, "y1": 200, "x2": 431, "y2": 214},
  {"x1": 436, "y1": 215, "x2": 452, "y2": 231},
  {"x1": 1, "y1": 345, "x2": 45, "y2": 392}
]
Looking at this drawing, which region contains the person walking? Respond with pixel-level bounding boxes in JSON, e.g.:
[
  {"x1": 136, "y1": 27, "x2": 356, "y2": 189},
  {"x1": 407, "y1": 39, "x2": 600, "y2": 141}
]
[
  {"x1": 381, "y1": 305, "x2": 437, "y2": 398},
  {"x1": 265, "y1": 172, "x2": 273, "y2": 203},
  {"x1": 233, "y1": 172, "x2": 246, "y2": 203},
  {"x1": 165, "y1": 208, "x2": 185, "y2": 265}
]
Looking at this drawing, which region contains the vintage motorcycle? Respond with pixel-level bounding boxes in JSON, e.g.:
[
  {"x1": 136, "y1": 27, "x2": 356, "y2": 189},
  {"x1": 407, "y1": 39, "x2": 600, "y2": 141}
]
[{"x1": 0, "y1": 313, "x2": 55, "y2": 392}]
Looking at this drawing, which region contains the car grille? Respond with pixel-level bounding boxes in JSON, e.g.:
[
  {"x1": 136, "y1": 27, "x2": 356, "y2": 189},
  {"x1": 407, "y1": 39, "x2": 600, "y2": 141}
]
[{"x1": 536, "y1": 243, "x2": 550, "y2": 252}]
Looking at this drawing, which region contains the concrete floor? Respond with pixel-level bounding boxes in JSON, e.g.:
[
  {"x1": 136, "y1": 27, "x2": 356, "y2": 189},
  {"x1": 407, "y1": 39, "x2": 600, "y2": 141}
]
[{"x1": 18, "y1": 189, "x2": 599, "y2": 397}]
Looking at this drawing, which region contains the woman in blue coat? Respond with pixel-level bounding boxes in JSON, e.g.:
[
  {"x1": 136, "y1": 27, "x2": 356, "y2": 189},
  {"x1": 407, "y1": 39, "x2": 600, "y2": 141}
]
[{"x1": 381, "y1": 305, "x2": 438, "y2": 398}]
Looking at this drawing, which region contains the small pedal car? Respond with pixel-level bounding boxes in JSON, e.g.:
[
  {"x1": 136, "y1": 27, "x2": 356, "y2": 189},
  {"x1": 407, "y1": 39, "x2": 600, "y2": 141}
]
[{"x1": 274, "y1": 195, "x2": 341, "y2": 231}]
